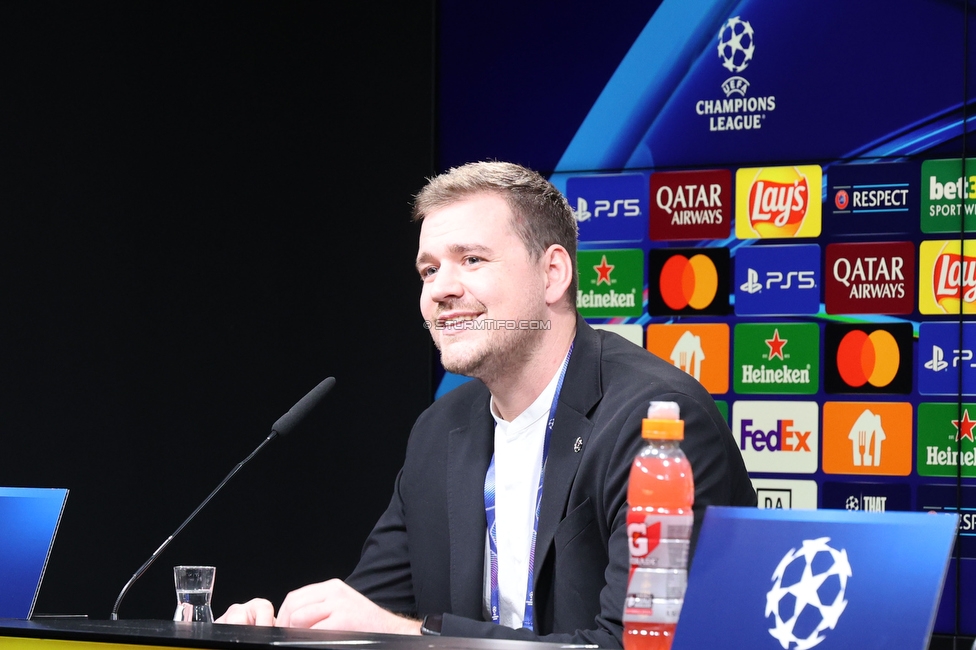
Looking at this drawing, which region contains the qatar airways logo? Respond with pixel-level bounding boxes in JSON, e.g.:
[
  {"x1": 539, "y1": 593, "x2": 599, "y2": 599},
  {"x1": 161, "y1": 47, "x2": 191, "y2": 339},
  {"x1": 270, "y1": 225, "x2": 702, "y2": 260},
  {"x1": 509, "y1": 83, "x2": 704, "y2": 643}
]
[
  {"x1": 649, "y1": 169, "x2": 732, "y2": 241},
  {"x1": 825, "y1": 242, "x2": 914, "y2": 315}
]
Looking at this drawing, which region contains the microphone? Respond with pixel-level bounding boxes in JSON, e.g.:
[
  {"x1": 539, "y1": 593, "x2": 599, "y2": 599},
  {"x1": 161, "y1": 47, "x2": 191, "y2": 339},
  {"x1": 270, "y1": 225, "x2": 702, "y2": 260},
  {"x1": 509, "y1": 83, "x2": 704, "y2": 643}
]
[{"x1": 109, "y1": 376, "x2": 337, "y2": 620}]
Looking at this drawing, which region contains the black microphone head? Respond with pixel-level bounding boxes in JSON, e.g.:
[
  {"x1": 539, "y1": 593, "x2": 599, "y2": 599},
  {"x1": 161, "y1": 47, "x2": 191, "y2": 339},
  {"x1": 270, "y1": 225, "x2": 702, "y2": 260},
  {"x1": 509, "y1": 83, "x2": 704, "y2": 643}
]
[{"x1": 271, "y1": 376, "x2": 336, "y2": 437}]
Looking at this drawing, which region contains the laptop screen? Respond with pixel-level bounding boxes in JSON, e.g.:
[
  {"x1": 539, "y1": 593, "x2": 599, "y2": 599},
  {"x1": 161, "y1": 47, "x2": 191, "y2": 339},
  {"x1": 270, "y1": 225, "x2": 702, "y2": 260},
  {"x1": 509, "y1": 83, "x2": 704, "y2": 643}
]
[
  {"x1": 673, "y1": 506, "x2": 958, "y2": 650},
  {"x1": 0, "y1": 487, "x2": 69, "y2": 619}
]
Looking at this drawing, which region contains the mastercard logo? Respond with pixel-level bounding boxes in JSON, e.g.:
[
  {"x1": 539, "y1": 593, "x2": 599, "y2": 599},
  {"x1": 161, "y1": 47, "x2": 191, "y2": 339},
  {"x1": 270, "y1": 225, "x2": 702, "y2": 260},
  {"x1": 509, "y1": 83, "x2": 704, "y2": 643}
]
[
  {"x1": 648, "y1": 248, "x2": 729, "y2": 316},
  {"x1": 835, "y1": 329, "x2": 900, "y2": 388},
  {"x1": 659, "y1": 254, "x2": 718, "y2": 310}
]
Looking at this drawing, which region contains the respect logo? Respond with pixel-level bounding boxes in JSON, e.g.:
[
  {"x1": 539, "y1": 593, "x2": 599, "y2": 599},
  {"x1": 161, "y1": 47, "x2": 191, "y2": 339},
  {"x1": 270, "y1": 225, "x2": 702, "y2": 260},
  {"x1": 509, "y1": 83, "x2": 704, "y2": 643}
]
[
  {"x1": 647, "y1": 248, "x2": 729, "y2": 316},
  {"x1": 735, "y1": 166, "x2": 822, "y2": 239},
  {"x1": 646, "y1": 323, "x2": 729, "y2": 394},
  {"x1": 919, "y1": 240, "x2": 976, "y2": 315},
  {"x1": 822, "y1": 402, "x2": 912, "y2": 476}
]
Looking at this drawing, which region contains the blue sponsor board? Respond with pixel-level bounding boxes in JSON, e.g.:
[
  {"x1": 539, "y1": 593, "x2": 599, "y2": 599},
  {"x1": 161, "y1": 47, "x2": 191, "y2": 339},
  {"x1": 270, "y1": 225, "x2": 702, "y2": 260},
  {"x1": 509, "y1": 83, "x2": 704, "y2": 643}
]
[
  {"x1": 734, "y1": 243, "x2": 821, "y2": 315},
  {"x1": 565, "y1": 173, "x2": 647, "y2": 244},
  {"x1": 821, "y1": 481, "x2": 910, "y2": 512},
  {"x1": 918, "y1": 484, "x2": 976, "y2": 559},
  {"x1": 825, "y1": 162, "x2": 918, "y2": 235},
  {"x1": 918, "y1": 322, "x2": 976, "y2": 395},
  {"x1": 938, "y1": 559, "x2": 976, "y2": 634},
  {"x1": 674, "y1": 508, "x2": 957, "y2": 650}
]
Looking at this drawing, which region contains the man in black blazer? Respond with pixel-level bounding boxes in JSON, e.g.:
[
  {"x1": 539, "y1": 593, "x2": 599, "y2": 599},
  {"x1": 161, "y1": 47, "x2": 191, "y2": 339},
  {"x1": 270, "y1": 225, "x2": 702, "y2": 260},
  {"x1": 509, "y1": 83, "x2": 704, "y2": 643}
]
[{"x1": 218, "y1": 162, "x2": 756, "y2": 646}]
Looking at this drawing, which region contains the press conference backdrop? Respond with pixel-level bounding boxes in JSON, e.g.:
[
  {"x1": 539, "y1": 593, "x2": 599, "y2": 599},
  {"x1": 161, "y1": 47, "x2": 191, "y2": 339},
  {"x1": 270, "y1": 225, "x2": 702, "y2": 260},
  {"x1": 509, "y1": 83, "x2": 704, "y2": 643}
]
[
  {"x1": 437, "y1": 0, "x2": 976, "y2": 639},
  {"x1": 0, "y1": 3, "x2": 434, "y2": 619}
]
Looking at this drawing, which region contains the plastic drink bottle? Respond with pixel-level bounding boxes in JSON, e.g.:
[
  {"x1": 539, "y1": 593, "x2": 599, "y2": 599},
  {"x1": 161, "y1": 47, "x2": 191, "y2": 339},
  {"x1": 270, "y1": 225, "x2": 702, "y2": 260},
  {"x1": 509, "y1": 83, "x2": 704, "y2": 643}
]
[{"x1": 623, "y1": 401, "x2": 695, "y2": 650}]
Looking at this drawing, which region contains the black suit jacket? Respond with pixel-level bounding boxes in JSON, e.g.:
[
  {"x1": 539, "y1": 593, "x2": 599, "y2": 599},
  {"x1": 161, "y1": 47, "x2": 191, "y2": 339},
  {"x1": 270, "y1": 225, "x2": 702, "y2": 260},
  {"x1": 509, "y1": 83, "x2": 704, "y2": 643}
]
[{"x1": 347, "y1": 316, "x2": 756, "y2": 646}]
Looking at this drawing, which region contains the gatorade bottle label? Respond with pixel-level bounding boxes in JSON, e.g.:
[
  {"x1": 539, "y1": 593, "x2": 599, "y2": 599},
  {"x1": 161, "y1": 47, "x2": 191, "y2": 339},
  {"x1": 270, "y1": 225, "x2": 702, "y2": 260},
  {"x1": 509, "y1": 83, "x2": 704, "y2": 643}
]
[
  {"x1": 626, "y1": 512, "x2": 693, "y2": 569},
  {"x1": 623, "y1": 568, "x2": 684, "y2": 624}
]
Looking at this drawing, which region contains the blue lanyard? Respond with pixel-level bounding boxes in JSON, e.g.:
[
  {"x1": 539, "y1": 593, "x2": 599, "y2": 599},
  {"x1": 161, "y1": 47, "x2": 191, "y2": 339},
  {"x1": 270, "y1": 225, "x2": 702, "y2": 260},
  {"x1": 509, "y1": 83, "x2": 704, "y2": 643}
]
[{"x1": 484, "y1": 344, "x2": 573, "y2": 630}]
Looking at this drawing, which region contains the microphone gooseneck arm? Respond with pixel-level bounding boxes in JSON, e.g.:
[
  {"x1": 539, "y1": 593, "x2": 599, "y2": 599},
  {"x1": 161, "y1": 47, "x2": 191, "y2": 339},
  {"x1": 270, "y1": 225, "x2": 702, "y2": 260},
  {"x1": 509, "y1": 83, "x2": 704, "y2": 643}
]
[
  {"x1": 110, "y1": 432, "x2": 278, "y2": 621},
  {"x1": 109, "y1": 376, "x2": 336, "y2": 621}
]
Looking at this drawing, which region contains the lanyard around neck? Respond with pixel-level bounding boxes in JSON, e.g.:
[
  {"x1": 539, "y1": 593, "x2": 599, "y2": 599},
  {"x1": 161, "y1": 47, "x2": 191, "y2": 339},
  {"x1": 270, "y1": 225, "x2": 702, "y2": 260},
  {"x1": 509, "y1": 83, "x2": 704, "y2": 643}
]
[{"x1": 483, "y1": 344, "x2": 574, "y2": 630}]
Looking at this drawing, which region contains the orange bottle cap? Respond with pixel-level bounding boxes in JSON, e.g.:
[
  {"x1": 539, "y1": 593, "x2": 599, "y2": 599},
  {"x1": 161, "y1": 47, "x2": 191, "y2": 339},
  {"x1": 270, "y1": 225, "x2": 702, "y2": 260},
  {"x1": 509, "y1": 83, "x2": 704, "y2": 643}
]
[{"x1": 642, "y1": 417, "x2": 684, "y2": 440}]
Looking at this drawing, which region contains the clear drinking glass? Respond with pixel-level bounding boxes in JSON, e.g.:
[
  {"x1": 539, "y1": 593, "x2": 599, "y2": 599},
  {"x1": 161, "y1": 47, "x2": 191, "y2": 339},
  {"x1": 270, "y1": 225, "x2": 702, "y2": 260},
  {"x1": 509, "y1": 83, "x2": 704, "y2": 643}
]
[{"x1": 173, "y1": 565, "x2": 215, "y2": 623}]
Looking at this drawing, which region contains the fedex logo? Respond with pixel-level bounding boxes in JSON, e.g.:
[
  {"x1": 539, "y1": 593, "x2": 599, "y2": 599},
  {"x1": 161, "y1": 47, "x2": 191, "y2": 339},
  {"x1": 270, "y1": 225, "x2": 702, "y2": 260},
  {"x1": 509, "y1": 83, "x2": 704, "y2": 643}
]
[
  {"x1": 919, "y1": 322, "x2": 976, "y2": 395},
  {"x1": 566, "y1": 173, "x2": 647, "y2": 244},
  {"x1": 734, "y1": 244, "x2": 821, "y2": 315},
  {"x1": 732, "y1": 401, "x2": 819, "y2": 473},
  {"x1": 739, "y1": 419, "x2": 812, "y2": 452}
]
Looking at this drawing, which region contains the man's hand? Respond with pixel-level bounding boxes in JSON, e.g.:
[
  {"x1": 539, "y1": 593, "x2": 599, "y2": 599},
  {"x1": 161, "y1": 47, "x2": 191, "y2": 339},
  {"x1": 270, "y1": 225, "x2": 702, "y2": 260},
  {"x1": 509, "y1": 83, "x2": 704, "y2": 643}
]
[
  {"x1": 215, "y1": 598, "x2": 277, "y2": 626},
  {"x1": 275, "y1": 579, "x2": 421, "y2": 635}
]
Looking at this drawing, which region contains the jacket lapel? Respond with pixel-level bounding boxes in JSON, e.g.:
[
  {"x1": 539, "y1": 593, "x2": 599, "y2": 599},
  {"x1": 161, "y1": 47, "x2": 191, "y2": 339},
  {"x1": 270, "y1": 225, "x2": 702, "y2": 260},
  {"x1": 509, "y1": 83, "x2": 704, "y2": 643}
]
[
  {"x1": 446, "y1": 391, "x2": 494, "y2": 618},
  {"x1": 533, "y1": 317, "x2": 604, "y2": 586}
]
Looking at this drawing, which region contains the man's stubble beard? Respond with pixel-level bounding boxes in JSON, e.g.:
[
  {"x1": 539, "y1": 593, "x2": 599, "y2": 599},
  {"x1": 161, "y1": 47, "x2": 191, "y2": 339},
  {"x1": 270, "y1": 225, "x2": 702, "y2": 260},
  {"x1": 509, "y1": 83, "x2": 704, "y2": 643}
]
[{"x1": 436, "y1": 323, "x2": 543, "y2": 385}]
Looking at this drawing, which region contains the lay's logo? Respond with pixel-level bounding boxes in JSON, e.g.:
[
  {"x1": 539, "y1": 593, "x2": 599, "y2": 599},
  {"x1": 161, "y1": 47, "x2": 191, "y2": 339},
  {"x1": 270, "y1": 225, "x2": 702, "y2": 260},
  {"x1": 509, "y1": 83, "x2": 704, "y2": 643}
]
[
  {"x1": 735, "y1": 166, "x2": 823, "y2": 239},
  {"x1": 919, "y1": 240, "x2": 976, "y2": 314}
]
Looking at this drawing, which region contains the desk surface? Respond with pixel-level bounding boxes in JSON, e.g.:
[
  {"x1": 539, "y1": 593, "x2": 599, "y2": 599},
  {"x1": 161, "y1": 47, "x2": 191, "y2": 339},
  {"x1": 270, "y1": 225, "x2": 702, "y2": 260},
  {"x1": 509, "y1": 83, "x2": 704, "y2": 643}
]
[{"x1": 0, "y1": 620, "x2": 588, "y2": 650}]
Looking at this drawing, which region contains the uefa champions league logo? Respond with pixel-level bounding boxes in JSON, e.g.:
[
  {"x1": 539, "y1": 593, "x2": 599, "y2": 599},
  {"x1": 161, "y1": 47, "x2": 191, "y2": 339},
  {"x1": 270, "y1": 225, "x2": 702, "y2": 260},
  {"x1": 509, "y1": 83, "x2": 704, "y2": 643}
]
[
  {"x1": 765, "y1": 537, "x2": 852, "y2": 650},
  {"x1": 717, "y1": 16, "x2": 755, "y2": 73}
]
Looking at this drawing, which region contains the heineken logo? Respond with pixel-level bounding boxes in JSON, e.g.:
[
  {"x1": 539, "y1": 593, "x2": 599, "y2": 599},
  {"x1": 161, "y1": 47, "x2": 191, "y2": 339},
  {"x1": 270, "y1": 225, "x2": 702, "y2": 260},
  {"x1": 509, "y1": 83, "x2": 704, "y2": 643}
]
[
  {"x1": 734, "y1": 323, "x2": 819, "y2": 394},
  {"x1": 576, "y1": 249, "x2": 643, "y2": 317},
  {"x1": 577, "y1": 289, "x2": 637, "y2": 309},
  {"x1": 917, "y1": 403, "x2": 976, "y2": 477}
]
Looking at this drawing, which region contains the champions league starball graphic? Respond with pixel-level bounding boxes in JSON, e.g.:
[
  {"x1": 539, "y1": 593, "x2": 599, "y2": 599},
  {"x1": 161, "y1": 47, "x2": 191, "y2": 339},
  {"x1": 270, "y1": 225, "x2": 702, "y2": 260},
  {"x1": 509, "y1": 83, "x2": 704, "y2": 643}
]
[
  {"x1": 717, "y1": 16, "x2": 755, "y2": 73},
  {"x1": 765, "y1": 538, "x2": 852, "y2": 650}
]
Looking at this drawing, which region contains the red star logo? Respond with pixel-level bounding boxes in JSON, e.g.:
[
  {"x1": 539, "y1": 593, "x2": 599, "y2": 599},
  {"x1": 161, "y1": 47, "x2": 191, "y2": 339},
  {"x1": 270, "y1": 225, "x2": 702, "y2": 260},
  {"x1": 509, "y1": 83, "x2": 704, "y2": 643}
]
[
  {"x1": 594, "y1": 255, "x2": 614, "y2": 286},
  {"x1": 953, "y1": 409, "x2": 976, "y2": 442},
  {"x1": 765, "y1": 329, "x2": 788, "y2": 360}
]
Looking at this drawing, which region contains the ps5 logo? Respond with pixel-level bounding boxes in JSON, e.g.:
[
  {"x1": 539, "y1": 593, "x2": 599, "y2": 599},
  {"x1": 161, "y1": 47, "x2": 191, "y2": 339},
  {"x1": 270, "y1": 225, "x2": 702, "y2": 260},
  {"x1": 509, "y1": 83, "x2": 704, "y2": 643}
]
[
  {"x1": 740, "y1": 268, "x2": 762, "y2": 294},
  {"x1": 924, "y1": 346, "x2": 949, "y2": 372},
  {"x1": 739, "y1": 268, "x2": 816, "y2": 294},
  {"x1": 574, "y1": 197, "x2": 640, "y2": 223},
  {"x1": 924, "y1": 345, "x2": 974, "y2": 371}
]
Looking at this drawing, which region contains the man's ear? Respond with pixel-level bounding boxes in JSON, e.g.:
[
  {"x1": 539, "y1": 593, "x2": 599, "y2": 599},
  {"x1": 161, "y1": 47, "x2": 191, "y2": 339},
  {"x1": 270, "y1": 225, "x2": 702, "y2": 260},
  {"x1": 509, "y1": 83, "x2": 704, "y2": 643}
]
[{"x1": 543, "y1": 244, "x2": 573, "y2": 306}]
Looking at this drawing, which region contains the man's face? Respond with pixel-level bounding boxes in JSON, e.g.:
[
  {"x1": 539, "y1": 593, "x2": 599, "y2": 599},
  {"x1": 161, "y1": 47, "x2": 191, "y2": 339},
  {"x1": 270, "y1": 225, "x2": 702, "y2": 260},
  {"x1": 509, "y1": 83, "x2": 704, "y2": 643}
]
[{"x1": 416, "y1": 193, "x2": 549, "y2": 381}]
